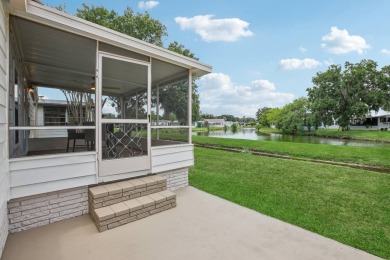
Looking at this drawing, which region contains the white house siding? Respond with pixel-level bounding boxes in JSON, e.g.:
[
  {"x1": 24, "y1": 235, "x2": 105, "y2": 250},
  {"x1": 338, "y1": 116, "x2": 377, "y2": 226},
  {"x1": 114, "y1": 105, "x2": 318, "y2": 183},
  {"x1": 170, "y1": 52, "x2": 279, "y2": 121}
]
[
  {"x1": 0, "y1": 1, "x2": 8, "y2": 257},
  {"x1": 34, "y1": 129, "x2": 67, "y2": 138},
  {"x1": 37, "y1": 106, "x2": 43, "y2": 125},
  {"x1": 9, "y1": 153, "x2": 97, "y2": 199},
  {"x1": 34, "y1": 106, "x2": 67, "y2": 138},
  {"x1": 151, "y1": 144, "x2": 194, "y2": 173}
]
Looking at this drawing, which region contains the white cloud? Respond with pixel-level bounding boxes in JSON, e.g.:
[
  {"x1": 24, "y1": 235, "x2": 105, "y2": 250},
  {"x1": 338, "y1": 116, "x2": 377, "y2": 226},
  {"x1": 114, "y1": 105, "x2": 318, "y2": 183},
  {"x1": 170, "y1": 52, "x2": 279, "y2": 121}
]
[
  {"x1": 323, "y1": 59, "x2": 334, "y2": 67},
  {"x1": 174, "y1": 15, "x2": 253, "y2": 42},
  {"x1": 279, "y1": 58, "x2": 321, "y2": 70},
  {"x1": 299, "y1": 46, "x2": 307, "y2": 53},
  {"x1": 102, "y1": 102, "x2": 118, "y2": 115},
  {"x1": 321, "y1": 26, "x2": 370, "y2": 54},
  {"x1": 138, "y1": 1, "x2": 159, "y2": 10},
  {"x1": 251, "y1": 79, "x2": 275, "y2": 91},
  {"x1": 380, "y1": 49, "x2": 390, "y2": 55},
  {"x1": 197, "y1": 73, "x2": 294, "y2": 117}
]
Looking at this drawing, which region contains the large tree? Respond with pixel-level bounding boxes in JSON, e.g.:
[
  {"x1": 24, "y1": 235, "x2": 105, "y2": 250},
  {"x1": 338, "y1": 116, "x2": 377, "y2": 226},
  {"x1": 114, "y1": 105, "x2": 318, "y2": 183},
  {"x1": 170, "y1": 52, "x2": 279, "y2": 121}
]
[
  {"x1": 200, "y1": 113, "x2": 215, "y2": 121},
  {"x1": 168, "y1": 41, "x2": 198, "y2": 60},
  {"x1": 157, "y1": 42, "x2": 201, "y2": 123},
  {"x1": 216, "y1": 114, "x2": 238, "y2": 122},
  {"x1": 276, "y1": 97, "x2": 319, "y2": 134},
  {"x1": 266, "y1": 108, "x2": 283, "y2": 127},
  {"x1": 256, "y1": 107, "x2": 271, "y2": 126},
  {"x1": 76, "y1": 4, "x2": 167, "y2": 46},
  {"x1": 307, "y1": 60, "x2": 390, "y2": 130}
]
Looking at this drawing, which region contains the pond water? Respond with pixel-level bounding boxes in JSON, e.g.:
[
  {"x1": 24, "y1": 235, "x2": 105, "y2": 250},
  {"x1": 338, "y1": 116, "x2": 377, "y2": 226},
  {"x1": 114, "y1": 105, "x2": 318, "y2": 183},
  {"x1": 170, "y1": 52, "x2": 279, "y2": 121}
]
[{"x1": 194, "y1": 128, "x2": 390, "y2": 147}]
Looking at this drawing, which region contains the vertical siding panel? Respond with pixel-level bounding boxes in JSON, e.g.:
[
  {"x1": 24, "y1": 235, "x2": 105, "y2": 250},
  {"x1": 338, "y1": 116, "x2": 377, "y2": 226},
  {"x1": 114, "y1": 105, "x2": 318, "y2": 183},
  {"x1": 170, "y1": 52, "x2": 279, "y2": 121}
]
[{"x1": 0, "y1": 0, "x2": 9, "y2": 257}]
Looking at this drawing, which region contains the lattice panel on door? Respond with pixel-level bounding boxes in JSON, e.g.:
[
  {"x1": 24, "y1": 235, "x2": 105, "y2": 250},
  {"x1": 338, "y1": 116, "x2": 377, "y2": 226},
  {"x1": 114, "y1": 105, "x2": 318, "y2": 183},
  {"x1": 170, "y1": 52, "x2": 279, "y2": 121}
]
[{"x1": 102, "y1": 123, "x2": 147, "y2": 160}]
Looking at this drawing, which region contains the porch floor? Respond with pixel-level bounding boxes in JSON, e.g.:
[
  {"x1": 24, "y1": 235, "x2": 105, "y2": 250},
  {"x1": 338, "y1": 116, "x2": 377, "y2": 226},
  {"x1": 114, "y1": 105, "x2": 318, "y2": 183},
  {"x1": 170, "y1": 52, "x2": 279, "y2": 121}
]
[{"x1": 1, "y1": 187, "x2": 379, "y2": 260}]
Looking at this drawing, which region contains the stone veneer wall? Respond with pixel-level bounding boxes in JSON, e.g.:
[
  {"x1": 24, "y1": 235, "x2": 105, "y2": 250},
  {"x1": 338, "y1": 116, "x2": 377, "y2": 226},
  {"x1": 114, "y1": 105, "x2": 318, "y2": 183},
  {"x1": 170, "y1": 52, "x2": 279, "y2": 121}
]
[
  {"x1": 159, "y1": 168, "x2": 189, "y2": 190},
  {"x1": 6, "y1": 168, "x2": 189, "y2": 234},
  {"x1": 7, "y1": 186, "x2": 88, "y2": 233}
]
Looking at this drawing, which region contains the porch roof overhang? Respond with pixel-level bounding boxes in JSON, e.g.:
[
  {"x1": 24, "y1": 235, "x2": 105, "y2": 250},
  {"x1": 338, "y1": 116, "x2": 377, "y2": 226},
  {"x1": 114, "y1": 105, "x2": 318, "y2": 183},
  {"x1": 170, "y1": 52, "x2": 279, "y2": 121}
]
[
  {"x1": 8, "y1": 0, "x2": 212, "y2": 95},
  {"x1": 371, "y1": 114, "x2": 390, "y2": 118}
]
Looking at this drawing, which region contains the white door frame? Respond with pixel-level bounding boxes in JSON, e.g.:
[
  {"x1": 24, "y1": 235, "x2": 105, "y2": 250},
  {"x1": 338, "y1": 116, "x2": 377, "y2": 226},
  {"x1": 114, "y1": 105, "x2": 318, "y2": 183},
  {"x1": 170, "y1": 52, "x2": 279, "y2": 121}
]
[{"x1": 96, "y1": 52, "x2": 151, "y2": 177}]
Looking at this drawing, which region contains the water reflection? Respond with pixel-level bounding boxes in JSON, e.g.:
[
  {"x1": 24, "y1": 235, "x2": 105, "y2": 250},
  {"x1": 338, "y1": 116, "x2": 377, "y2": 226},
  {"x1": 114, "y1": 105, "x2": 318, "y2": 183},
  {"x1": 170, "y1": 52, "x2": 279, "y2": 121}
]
[{"x1": 195, "y1": 128, "x2": 390, "y2": 147}]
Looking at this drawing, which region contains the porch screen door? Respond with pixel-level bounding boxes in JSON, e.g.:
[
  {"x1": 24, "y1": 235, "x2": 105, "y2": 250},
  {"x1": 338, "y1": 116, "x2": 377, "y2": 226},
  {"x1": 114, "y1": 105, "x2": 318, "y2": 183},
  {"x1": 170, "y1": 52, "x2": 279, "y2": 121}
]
[{"x1": 98, "y1": 53, "x2": 151, "y2": 177}]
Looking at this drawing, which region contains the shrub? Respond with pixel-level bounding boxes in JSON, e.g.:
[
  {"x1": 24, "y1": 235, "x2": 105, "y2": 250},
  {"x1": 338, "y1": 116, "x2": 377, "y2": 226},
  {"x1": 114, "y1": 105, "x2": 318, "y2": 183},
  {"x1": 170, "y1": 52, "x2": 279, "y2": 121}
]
[{"x1": 231, "y1": 123, "x2": 238, "y2": 132}]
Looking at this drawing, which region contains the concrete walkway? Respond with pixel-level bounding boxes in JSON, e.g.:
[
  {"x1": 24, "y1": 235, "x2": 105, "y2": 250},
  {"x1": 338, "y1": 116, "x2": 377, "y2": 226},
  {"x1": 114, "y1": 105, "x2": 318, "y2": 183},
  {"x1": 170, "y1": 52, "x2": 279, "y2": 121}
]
[{"x1": 1, "y1": 187, "x2": 380, "y2": 260}]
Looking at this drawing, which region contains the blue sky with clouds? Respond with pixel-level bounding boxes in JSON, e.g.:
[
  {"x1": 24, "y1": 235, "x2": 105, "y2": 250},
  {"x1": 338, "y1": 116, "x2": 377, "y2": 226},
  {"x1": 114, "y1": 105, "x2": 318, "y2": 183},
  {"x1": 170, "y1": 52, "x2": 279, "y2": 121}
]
[{"x1": 43, "y1": 0, "x2": 390, "y2": 117}]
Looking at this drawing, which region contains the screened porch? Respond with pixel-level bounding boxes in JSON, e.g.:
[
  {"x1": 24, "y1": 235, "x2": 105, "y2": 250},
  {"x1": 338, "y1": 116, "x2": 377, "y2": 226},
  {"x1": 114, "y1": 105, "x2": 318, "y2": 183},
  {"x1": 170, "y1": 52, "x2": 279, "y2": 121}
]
[
  {"x1": 5, "y1": 1, "x2": 211, "y2": 199},
  {"x1": 8, "y1": 16, "x2": 193, "y2": 160}
]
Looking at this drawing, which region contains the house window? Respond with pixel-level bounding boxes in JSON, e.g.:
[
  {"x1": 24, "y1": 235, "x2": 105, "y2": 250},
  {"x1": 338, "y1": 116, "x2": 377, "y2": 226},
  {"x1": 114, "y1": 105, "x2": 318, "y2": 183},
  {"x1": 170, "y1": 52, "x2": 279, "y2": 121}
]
[{"x1": 44, "y1": 106, "x2": 66, "y2": 126}]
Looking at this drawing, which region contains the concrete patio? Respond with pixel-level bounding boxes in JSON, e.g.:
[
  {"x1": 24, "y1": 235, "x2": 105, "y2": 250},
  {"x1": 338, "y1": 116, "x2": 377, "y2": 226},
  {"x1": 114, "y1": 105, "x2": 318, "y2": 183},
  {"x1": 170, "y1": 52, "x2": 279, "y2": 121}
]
[{"x1": 1, "y1": 187, "x2": 380, "y2": 260}]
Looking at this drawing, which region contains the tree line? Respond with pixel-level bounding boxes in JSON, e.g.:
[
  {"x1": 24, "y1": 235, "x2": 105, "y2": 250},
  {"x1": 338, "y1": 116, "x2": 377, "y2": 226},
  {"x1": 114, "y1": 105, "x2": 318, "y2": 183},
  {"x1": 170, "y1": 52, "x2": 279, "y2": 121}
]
[
  {"x1": 199, "y1": 113, "x2": 255, "y2": 123},
  {"x1": 257, "y1": 60, "x2": 390, "y2": 133}
]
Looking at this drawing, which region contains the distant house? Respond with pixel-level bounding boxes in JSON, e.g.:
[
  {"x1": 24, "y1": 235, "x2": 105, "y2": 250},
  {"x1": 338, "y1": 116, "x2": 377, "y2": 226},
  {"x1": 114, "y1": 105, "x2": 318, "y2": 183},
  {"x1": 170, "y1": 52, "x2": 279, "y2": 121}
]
[
  {"x1": 151, "y1": 120, "x2": 181, "y2": 126},
  {"x1": 375, "y1": 114, "x2": 390, "y2": 129},
  {"x1": 27, "y1": 98, "x2": 96, "y2": 138},
  {"x1": 355, "y1": 111, "x2": 390, "y2": 130},
  {"x1": 33, "y1": 99, "x2": 70, "y2": 138},
  {"x1": 205, "y1": 119, "x2": 225, "y2": 127},
  {"x1": 224, "y1": 121, "x2": 234, "y2": 127},
  {"x1": 195, "y1": 121, "x2": 205, "y2": 127},
  {"x1": 322, "y1": 109, "x2": 390, "y2": 130}
]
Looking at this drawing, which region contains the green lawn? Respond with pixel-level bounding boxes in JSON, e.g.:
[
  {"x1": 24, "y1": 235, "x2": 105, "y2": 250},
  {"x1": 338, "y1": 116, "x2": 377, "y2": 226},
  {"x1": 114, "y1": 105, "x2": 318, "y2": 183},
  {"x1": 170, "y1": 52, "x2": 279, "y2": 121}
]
[
  {"x1": 192, "y1": 136, "x2": 390, "y2": 169},
  {"x1": 315, "y1": 129, "x2": 390, "y2": 141},
  {"x1": 190, "y1": 147, "x2": 390, "y2": 259},
  {"x1": 192, "y1": 127, "x2": 209, "y2": 132},
  {"x1": 257, "y1": 127, "x2": 282, "y2": 134},
  {"x1": 192, "y1": 126, "x2": 229, "y2": 132}
]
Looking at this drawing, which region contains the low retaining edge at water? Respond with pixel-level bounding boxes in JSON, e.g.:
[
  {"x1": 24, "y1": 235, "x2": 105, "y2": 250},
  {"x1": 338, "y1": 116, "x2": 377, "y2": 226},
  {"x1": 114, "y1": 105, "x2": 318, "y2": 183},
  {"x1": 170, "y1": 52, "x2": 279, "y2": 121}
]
[
  {"x1": 311, "y1": 134, "x2": 390, "y2": 144},
  {"x1": 257, "y1": 130, "x2": 390, "y2": 144},
  {"x1": 194, "y1": 144, "x2": 390, "y2": 174}
]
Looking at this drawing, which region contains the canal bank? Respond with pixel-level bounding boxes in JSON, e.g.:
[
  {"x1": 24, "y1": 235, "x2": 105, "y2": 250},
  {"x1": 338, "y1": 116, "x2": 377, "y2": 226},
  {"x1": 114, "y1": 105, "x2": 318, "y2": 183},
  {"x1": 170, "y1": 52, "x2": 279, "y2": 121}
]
[
  {"x1": 194, "y1": 128, "x2": 390, "y2": 147},
  {"x1": 194, "y1": 143, "x2": 389, "y2": 174},
  {"x1": 191, "y1": 135, "x2": 390, "y2": 170}
]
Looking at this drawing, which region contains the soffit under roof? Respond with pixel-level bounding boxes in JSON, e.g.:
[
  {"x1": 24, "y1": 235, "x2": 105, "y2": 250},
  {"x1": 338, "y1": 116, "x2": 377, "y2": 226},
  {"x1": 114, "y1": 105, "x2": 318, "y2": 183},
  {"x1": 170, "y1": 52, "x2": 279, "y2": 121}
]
[{"x1": 12, "y1": 17, "x2": 190, "y2": 96}]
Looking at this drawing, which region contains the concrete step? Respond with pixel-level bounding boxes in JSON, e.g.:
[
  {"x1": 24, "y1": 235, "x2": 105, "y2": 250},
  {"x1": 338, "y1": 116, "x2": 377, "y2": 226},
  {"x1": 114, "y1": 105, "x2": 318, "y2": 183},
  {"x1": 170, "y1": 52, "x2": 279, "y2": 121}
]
[
  {"x1": 88, "y1": 175, "x2": 167, "y2": 209},
  {"x1": 89, "y1": 190, "x2": 176, "y2": 232}
]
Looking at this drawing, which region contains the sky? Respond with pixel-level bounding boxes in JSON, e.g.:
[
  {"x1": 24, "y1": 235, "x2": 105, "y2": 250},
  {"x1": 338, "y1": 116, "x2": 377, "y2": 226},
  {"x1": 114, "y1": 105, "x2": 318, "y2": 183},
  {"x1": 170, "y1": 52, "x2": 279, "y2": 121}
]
[{"x1": 42, "y1": 0, "x2": 390, "y2": 118}]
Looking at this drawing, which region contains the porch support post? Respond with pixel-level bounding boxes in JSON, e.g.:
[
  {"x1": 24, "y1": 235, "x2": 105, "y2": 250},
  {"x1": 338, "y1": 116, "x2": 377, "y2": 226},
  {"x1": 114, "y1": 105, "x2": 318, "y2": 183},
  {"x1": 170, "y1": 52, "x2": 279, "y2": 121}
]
[
  {"x1": 136, "y1": 92, "x2": 138, "y2": 119},
  {"x1": 79, "y1": 94, "x2": 83, "y2": 125},
  {"x1": 156, "y1": 84, "x2": 159, "y2": 139},
  {"x1": 147, "y1": 58, "x2": 152, "y2": 162},
  {"x1": 188, "y1": 69, "x2": 192, "y2": 144},
  {"x1": 120, "y1": 97, "x2": 124, "y2": 119},
  {"x1": 95, "y1": 40, "x2": 100, "y2": 183}
]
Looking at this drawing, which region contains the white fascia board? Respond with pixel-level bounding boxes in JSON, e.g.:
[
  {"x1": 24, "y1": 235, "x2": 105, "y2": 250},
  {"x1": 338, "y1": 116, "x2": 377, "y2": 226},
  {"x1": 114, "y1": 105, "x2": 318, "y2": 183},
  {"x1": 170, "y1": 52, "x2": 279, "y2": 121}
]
[{"x1": 12, "y1": 0, "x2": 212, "y2": 75}]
